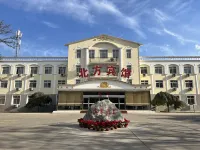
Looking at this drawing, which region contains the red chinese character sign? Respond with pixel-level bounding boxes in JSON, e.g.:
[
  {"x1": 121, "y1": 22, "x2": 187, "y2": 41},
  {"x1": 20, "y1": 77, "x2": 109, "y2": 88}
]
[{"x1": 78, "y1": 65, "x2": 131, "y2": 79}]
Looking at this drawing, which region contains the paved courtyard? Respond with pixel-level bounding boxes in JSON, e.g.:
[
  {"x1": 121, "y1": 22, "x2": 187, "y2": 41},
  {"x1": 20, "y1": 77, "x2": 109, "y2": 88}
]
[{"x1": 0, "y1": 112, "x2": 200, "y2": 150}]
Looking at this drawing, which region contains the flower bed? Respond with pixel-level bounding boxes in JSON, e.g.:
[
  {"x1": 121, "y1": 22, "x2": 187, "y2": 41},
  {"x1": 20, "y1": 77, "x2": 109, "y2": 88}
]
[{"x1": 78, "y1": 118, "x2": 130, "y2": 131}]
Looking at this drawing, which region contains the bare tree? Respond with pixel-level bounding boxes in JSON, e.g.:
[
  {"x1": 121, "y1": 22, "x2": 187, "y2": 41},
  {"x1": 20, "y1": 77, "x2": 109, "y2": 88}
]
[{"x1": 0, "y1": 20, "x2": 15, "y2": 48}]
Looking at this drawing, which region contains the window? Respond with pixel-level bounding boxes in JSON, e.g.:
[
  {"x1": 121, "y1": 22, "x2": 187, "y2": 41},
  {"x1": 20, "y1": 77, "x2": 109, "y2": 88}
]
[
  {"x1": 77, "y1": 50, "x2": 81, "y2": 58},
  {"x1": 76, "y1": 65, "x2": 81, "y2": 75},
  {"x1": 187, "y1": 96, "x2": 195, "y2": 105},
  {"x1": 58, "y1": 80, "x2": 66, "y2": 85},
  {"x1": 141, "y1": 67, "x2": 147, "y2": 74},
  {"x1": 27, "y1": 96, "x2": 32, "y2": 104},
  {"x1": 169, "y1": 66, "x2": 177, "y2": 74},
  {"x1": 185, "y1": 80, "x2": 193, "y2": 88},
  {"x1": 141, "y1": 80, "x2": 148, "y2": 85},
  {"x1": 2, "y1": 67, "x2": 10, "y2": 74},
  {"x1": 126, "y1": 49, "x2": 131, "y2": 58},
  {"x1": 15, "y1": 80, "x2": 22, "y2": 88},
  {"x1": 13, "y1": 95, "x2": 20, "y2": 105},
  {"x1": 156, "y1": 80, "x2": 163, "y2": 88},
  {"x1": 45, "y1": 67, "x2": 52, "y2": 74},
  {"x1": 16, "y1": 67, "x2": 24, "y2": 74},
  {"x1": 113, "y1": 49, "x2": 119, "y2": 58},
  {"x1": 58, "y1": 67, "x2": 66, "y2": 74},
  {"x1": 155, "y1": 66, "x2": 163, "y2": 74},
  {"x1": 127, "y1": 65, "x2": 132, "y2": 72},
  {"x1": 76, "y1": 79, "x2": 81, "y2": 84},
  {"x1": 89, "y1": 50, "x2": 95, "y2": 58},
  {"x1": 100, "y1": 50, "x2": 108, "y2": 58},
  {"x1": 29, "y1": 80, "x2": 37, "y2": 88},
  {"x1": 31, "y1": 67, "x2": 38, "y2": 74},
  {"x1": 0, "y1": 80, "x2": 8, "y2": 88},
  {"x1": 0, "y1": 96, "x2": 5, "y2": 105},
  {"x1": 170, "y1": 80, "x2": 178, "y2": 88},
  {"x1": 44, "y1": 80, "x2": 51, "y2": 88},
  {"x1": 127, "y1": 79, "x2": 132, "y2": 84},
  {"x1": 184, "y1": 66, "x2": 192, "y2": 74}
]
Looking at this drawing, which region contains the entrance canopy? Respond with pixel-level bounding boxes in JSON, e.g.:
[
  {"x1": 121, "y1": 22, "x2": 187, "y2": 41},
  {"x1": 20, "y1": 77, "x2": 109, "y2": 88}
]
[{"x1": 58, "y1": 80, "x2": 151, "y2": 92}]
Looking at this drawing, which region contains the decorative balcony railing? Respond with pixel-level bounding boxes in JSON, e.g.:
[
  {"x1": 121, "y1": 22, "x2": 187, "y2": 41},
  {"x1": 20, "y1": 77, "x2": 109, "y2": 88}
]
[
  {"x1": 140, "y1": 56, "x2": 200, "y2": 61},
  {"x1": 89, "y1": 57, "x2": 119, "y2": 64},
  {"x1": 0, "y1": 57, "x2": 68, "y2": 62}
]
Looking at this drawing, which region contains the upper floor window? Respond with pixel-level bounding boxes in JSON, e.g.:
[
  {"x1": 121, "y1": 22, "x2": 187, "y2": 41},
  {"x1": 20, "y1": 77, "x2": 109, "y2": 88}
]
[
  {"x1": 44, "y1": 80, "x2": 51, "y2": 88},
  {"x1": 77, "y1": 50, "x2": 81, "y2": 58},
  {"x1": 58, "y1": 67, "x2": 66, "y2": 74},
  {"x1": 31, "y1": 67, "x2": 38, "y2": 74},
  {"x1": 0, "y1": 80, "x2": 8, "y2": 88},
  {"x1": 45, "y1": 67, "x2": 52, "y2": 74},
  {"x1": 155, "y1": 66, "x2": 163, "y2": 74},
  {"x1": 187, "y1": 96, "x2": 195, "y2": 105},
  {"x1": 185, "y1": 80, "x2": 193, "y2": 88},
  {"x1": 100, "y1": 50, "x2": 108, "y2": 58},
  {"x1": 141, "y1": 80, "x2": 148, "y2": 85},
  {"x1": 169, "y1": 66, "x2": 177, "y2": 74},
  {"x1": 29, "y1": 80, "x2": 37, "y2": 88},
  {"x1": 76, "y1": 65, "x2": 81, "y2": 75},
  {"x1": 89, "y1": 50, "x2": 95, "y2": 58},
  {"x1": 2, "y1": 66, "x2": 10, "y2": 74},
  {"x1": 58, "y1": 80, "x2": 66, "y2": 85},
  {"x1": 113, "y1": 49, "x2": 119, "y2": 58},
  {"x1": 15, "y1": 80, "x2": 22, "y2": 88},
  {"x1": 184, "y1": 66, "x2": 192, "y2": 74},
  {"x1": 156, "y1": 80, "x2": 163, "y2": 88},
  {"x1": 126, "y1": 49, "x2": 131, "y2": 58},
  {"x1": 170, "y1": 80, "x2": 178, "y2": 88},
  {"x1": 127, "y1": 65, "x2": 132, "y2": 72},
  {"x1": 13, "y1": 95, "x2": 20, "y2": 105},
  {"x1": 16, "y1": 66, "x2": 24, "y2": 74},
  {"x1": 0, "y1": 96, "x2": 5, "y2": 105},
  {"x1": 140, "y1": 67, "x2": 147, "y2": 74}
]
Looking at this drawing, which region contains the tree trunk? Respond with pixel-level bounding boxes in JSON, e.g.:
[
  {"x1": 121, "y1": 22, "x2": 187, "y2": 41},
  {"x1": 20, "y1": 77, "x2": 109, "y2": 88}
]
[{"x1": 167, "y1": 104, "x2": 170, "y2": 112}]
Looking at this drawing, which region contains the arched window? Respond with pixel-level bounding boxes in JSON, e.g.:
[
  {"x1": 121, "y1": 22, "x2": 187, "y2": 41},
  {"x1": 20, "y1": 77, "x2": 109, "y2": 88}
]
[
  {"x1": 184, "y1": 64, "x2": 193, "y2": 74},
  {"x1": 169, "y1": 64, "x2": 179, "y2": 74},
  {"x1": 16, "y1": 65, "x2": 25, "y2": 74},
  {"x1": 1, "y1": 65, "x2": 11, "y2": 74},
  {"x1": 154, "y1": 64, "x2": 164, "y2": 74},
  {"x1": 44, "y1": 65, "x2": 53, "y2": 74}
]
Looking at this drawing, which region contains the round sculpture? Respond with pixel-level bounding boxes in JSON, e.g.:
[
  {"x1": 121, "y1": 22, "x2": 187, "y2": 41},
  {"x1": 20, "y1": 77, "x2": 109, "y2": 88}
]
[{"x1": 78, "y1": 99, "x2": 130, "y2": 131}]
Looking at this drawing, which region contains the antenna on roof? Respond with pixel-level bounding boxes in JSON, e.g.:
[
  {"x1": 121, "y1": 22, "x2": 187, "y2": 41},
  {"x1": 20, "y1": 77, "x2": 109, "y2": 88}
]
[{"x1": 15, "y1": 30, "x2": 22, "y2": 57}]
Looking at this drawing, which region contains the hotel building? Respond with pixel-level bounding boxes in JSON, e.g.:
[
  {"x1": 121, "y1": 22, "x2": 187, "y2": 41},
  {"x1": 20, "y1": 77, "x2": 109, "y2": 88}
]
[{"x1": 0, "y1": 34, "x2": 199, "y2": 112}]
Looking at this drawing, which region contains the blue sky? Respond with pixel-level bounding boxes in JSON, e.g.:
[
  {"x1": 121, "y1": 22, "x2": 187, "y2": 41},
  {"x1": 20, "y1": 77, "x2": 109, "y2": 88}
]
[{"x1": 0, "y1": 0, "x2": 200, "y2": 57}]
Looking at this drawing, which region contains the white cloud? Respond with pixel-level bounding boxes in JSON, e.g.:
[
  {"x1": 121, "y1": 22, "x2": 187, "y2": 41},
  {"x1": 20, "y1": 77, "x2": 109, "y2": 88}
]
[
  {"x1": 148, "y1": 28, "x2": 163, "y2": 35},
  {"x1": 42, "y1": 21, "x2": 59, "y2": 28},
  {"x1": 195, "y1": 44, "x2": 200, "y2": 50},
  {"x1": 154, "y1": 8, "x2": 172, "y2": 23},
  {"x1": 163, "y1": 28, "x2": 198, "y2": 44}
]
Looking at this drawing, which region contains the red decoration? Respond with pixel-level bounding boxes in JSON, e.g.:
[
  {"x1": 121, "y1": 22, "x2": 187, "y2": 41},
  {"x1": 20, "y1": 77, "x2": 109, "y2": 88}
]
[
  {"x1": 79, "y1": 68, "x2": 88, "y2": 77},
  {"x1": 93, "y1": 65, "x2": 101, "y2": 76},
  {"x1": 107, "y1": 66, "x2": 116, "y2": 76},
  {"x1": 121, "y1": 68, "x2": 131, "y2": 79}
]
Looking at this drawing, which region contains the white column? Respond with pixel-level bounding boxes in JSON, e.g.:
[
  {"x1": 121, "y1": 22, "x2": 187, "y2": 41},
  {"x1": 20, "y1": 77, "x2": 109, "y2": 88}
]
[
  {"x1": 151, "y1": 74, "x2": 154, "y2": 94},
  {"x1": 53, "y1": 65, "x2": 57, "y2": 94},
  {"x1": 24, "y1": 75, "x2": 27, "y2": 91},
  {"x1": 180, "y1": 75, "x2": 183, "y2": 94},
  {"x1": 9, "y1": 75, "x2": 13, "y2": 92},
  {"x1": 38, "y1": 65, "x2": 43, "y2": 91},
  {"x1": 119, "y1": 48, "x2": 123, "y2": 81},
  {"x1": 165, "y1": 75, "x2": 168, "y2": 92},
  {"x1": 195, "y1": 74, "x2": 199, "y2": 95}
]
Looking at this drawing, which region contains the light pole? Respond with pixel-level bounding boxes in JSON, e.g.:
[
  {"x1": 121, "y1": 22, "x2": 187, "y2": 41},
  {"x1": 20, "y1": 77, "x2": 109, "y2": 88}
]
[{"x1": 15, "y1": 30, "x2": 22, "y2": 57}]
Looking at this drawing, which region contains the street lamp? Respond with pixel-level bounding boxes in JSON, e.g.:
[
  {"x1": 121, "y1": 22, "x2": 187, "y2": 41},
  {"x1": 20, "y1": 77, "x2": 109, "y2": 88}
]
[{"x1": 15, "y1": 30, "x2": 22, "y2": 57}]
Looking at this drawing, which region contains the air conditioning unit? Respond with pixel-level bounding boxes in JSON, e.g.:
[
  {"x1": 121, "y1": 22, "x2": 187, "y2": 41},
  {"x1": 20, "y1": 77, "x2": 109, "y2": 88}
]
[
  {"x1": 29, "y1": 87, "x2": 34, "y2": 91},
  {"x1": 172, "y1": 87, "x2": 177, "y2": 91},
  {"x1": 18, "y1": 74, "x2": 21, "y2": 77},
  {"x1": 16, "y1": 87, "x2": 20, "y2": 91},
  {"x1": 14, "y1": 104, "x2": 20, "y2": 108},
  {"x1": 186, "y1": 74, "x2": 190, "y2": 77},
  {"x1": 188, "y1": 87, "x2": 193, "y2": 91},
  {"x1": 30, "y1": 74, "x2": 34, "y2": 77},
  {"x1": 110, "y1": 58, "x2": 114, "y2": 62},
  {"x1": 172, "y1": 74, "x2": 176, "y2": 77},
  {"x1": 61, "y1": 74, "x2": 66, "y2": 77},
  {"x1": 143, "y1": 74, "x2": 146, "y2": 77}
]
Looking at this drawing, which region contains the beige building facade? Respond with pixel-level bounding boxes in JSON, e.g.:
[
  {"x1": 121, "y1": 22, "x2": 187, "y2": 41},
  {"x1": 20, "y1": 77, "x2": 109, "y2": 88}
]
[{"x1": 0, "y1": 34, "x2": 199, "y2": 112}]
